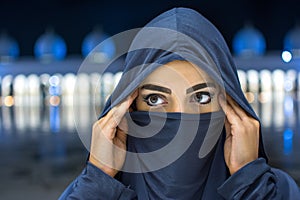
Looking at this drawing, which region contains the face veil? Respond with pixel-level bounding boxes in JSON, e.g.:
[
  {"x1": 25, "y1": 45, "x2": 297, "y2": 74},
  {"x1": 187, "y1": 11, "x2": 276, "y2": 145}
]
[
  {"x1": 98, "y1": 7, "x2": 268, "y2": 199},
  {"x1": 120, "y1": 111, "x2": 225, "y2": 199}
]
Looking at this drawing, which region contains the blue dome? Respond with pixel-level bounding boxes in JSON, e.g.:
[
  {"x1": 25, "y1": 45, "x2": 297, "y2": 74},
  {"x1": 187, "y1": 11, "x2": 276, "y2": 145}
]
[
  {"x1": 0, "y1": 32, "x2": 20, "y2": 60},
  {"x1": 81, "y1": 27, "x2": 116, "y2": 62},
  {"x1": 34, "y1": 29, "x2": 67, "y2": 61},
  {"x1": 232, "y1": 24, "x2": 266, "y2": 57},
  {"x1": 283, "y1": 26, "x2": 300, "y2": 51}
]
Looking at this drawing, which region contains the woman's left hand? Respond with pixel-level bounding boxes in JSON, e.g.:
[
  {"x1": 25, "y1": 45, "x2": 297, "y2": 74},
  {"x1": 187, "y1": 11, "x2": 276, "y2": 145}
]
[{"x1": 218, "y1": 93, "x2": 259, "y2": 175}]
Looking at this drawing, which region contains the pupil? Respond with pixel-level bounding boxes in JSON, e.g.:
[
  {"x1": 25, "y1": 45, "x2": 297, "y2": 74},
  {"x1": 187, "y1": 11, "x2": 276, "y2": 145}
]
[
  {"x1": 196, "y1": 93, "x2": 202, "y2": 101},
  {"x1": 150, "y1": 95, "x2": 158, "y2": 103}
]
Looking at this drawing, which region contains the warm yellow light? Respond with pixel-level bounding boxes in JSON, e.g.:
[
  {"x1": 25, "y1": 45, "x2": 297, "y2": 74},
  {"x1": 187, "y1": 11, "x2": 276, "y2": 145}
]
[
  {"x1": 245, "y1": 92, "x2": 255, "y2": 103},
  {"x1": 49, "y1": 96, "x2": 61, "y2": 106},
  {"x1": 4, "y1": 96, "x2": 14, "y2": 107},
  {"x1": 258, "y1": 92, "x2": 271, "y2": 103}
]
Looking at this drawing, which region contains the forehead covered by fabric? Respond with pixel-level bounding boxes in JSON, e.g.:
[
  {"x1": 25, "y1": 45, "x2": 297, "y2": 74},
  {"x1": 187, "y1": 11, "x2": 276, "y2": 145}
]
[
  {"x1": 102, "y1": 7, "x2": 253, "y2": 120},
  {"x1": 106, "y1": 29, "x2": 225, "y2": 111}
]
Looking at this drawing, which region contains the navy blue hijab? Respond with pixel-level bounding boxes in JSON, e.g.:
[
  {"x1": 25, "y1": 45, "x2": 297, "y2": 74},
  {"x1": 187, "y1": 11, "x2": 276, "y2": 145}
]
[{"x1": 100, "y1": 7, "x2": 268, "y2": 199}]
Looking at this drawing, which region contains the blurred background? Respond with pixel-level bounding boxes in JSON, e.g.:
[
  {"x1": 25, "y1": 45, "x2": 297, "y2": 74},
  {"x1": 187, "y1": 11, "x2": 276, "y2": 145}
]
[{"x1": 1, "y1": 0, "x2": 300, "y2": 199}]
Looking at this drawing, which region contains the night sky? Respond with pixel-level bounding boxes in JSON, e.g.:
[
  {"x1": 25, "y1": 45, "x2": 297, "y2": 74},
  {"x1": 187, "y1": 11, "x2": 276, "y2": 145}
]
[{"x1": 1, "y1": 0, "x2": 300, "y2": 56}]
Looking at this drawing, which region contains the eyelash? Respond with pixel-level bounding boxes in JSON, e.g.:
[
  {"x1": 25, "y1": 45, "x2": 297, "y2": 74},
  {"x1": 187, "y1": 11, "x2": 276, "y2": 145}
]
[
  {"x1": 142, "y1": 91, "x2": 215, "y2": 107},
  {"x1": 190, "y1": 91, "x2": 215, "y2": 104},
  {"x1": 142, "y1": 94, "x2": 167, "y2": 107}
]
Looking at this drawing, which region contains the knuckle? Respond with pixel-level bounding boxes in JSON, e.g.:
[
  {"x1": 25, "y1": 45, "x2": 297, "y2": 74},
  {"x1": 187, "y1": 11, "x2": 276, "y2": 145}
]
[
  {"x1": 251, "y1": 119, "x2": 260, "y2": 128},
  {"x1": 92, "y1": 121, "x2": 99, "y2": 130}
]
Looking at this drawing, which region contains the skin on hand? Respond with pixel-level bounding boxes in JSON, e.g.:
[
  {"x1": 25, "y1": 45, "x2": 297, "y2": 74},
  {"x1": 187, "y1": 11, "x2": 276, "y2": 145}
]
[
  {"x1": 218, "y1": 93, "x2": 259, "y2": 175},
  {"x1": 89, "y1": 91, "x2": 138, "y2": 177}
]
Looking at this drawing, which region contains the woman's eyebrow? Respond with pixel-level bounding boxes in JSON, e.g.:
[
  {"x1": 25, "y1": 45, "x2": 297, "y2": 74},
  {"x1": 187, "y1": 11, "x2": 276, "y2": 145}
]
[
  {"x1": 186, "y1": 83, "x2": 216, "y2": 94},
  {"x1": 140, "y1": 84, "x2": 172, "y2": 94}
]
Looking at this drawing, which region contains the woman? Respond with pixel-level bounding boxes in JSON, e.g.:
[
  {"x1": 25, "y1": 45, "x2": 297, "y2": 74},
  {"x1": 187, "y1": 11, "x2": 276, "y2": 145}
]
[{"x1": 60, "y1": 7, "x2": 300, "y2": 199}]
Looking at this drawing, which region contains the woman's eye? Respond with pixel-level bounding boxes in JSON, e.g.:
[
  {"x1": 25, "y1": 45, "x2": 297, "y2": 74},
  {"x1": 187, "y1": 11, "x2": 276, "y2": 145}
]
[
  {"x1": 191, "y1": 92, "x2": 213, "y2": 104},
  {"x1": 143, "y1": 94, "x2": 166, "y2": 106}
]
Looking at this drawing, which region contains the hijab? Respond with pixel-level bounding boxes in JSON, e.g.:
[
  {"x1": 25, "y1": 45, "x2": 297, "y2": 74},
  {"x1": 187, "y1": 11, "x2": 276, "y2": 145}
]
[{"x1": 99, "y1": 7, "x2": 268, "y2": 199}]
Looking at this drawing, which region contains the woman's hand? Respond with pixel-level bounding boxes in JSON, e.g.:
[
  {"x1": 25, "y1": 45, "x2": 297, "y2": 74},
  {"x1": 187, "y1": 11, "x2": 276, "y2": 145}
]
[
  {"x1": 89, "y1": 91, "x2": 138, "y2": 177},
  {"x1": 218, "y1": 93, "x2": 259, "y2": 175}
]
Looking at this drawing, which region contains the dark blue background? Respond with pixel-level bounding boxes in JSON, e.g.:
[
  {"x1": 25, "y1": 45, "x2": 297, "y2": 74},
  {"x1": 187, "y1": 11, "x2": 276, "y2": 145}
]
[{"x1": 0, "y1": 0, "x2": 300, "y2": 55}]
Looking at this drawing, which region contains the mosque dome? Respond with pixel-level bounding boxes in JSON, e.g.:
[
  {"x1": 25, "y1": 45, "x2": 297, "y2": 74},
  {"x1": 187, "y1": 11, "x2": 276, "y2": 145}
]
[
  {"x1": 232, "y1": 24, "x2": 266, "y2": 57},
  {"x1": 34, "y1": 28, "x2": 67, "y2": 62},
  {"x1": 81, "y1": 26, "x2": 116, "y2": 63},
  {"x1": 0, "y1": 31, "x2": 20, "y2": 63}
]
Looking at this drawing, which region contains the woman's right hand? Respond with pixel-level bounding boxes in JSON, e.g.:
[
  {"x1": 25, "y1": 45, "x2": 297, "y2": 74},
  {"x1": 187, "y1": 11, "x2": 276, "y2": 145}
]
[{"x1": 89, "y1": 91, "x2": 138, "y2": 177}]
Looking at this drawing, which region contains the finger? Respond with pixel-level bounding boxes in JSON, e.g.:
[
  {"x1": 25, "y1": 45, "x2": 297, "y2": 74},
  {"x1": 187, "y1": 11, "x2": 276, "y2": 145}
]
[
  {"x1": 92, "y1": 119, "x2": 117, "y2": 141},
  {"x1": 225, "y1": 94, "x2": 249, "y2": 120},
  {"x1": 103, "y1": 90, "x2": 138, "y2": 128},
  {"x1": 113, "y1": 90, "x2": 138, "y2": 115},
  {"x1": 112, "y1": 90, "x2": 138, "y2": 123},
  {"x1": 116, "y1": 127, "x2": 127, "y2": 145},
  {"x1": 218, "y1": 94, "x2": 241, "y2": 124},
  {"x1": 94, "y1": 90, "x2": 137, "y2": 141}
]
